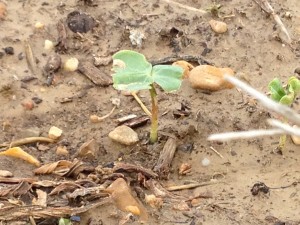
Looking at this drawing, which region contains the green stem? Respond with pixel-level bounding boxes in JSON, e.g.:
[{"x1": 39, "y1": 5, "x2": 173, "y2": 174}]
[
  {"x1": 149, "y1": 84, "x2": 158, "y2": 143},
  {"x1": 278, "y1": 134, "x2": 287, "y2": 151},
  {"x1": 278, "y1": 118, "x2": 288, "y2": 151}
]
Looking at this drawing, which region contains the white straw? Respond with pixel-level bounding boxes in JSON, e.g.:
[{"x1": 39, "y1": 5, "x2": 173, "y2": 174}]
[
  {"x1": 224, "y1": 75, "x2": 300, "y2": 126},
  {"x1": 208, "y1": 129, "x2": 285, "y2": 141}
]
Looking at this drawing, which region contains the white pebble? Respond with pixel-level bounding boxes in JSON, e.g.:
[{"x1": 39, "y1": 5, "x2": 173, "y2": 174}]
[
  {"x1": 35, "y1": 22, "x2": 45, "y2": 29},
  {"x1": 44, "y1": 40, "x2": 54, "y2": 51},
  {"x1": 202, "y1": 157, "x2": 210, "y2": 167},
  {"x1": 48, "y1": 126, "x2": 63, "y2": 140},
  {"x1": 64, "y1": 58, "x2": 79, "y2": 72}
]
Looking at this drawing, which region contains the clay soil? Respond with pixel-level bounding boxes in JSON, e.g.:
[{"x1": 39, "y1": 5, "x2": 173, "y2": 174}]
[{"x1": 1, "y1": 0, "x2": 300, "y2": 224}]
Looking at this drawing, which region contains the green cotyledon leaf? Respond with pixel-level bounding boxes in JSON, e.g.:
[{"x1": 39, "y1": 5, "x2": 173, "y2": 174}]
[
  {"x1": 112, "y1": 50, "x2": 153, "y2": 91},
  {"x1": 279, "y1": 94, "x2": 294, "y2": 105},
  {"x1": 59, "y1": 218, "x2": 71, "y2": 225},
  {"x1": 152, "y1": 65, "x2": 183, "y2": 92},
  {"x1": 268, "y1": 78, "x2": 286, "y2": 102},
  {"x1": 288, "y1": 76, "x2": 300, "y2": 96}
]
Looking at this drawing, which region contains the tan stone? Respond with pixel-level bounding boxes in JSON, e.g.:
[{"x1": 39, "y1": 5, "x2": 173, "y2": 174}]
[
  {"x1": 188, "y1": 65, "x2": 234, "y2": 91},
  {"x1": 209, "y1": 20, "x2": 228, "y2": 34},
  {"x1": 172, "y1": 60, "x2": 194, "y2": 79},
  {"x1": 109, "y1": 125, "x2": 139, "y2": 145},
  {"x1": 291, "y1": 125, "x2": 300, "y2": 145},
  {"x1": 56, "y1": 146, "x2": 69, "y2": 156},
  {"x1": 48, "y1": 126, "x2": 63, "y2": 140}
]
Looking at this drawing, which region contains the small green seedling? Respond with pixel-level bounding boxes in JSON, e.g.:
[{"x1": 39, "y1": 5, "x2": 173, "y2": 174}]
[
  {"x1": 268, "y1": 76, "x2": 300, "y2": 150},
  {"x1": 59, "y1": 218, "x2": 72, "y2": 225},
  {"x1": 207, "y1": 3, "x2": 222, "y2": 17},
  {"x1": 112, "y1": 50, "x2": 184, "y2": 143}
]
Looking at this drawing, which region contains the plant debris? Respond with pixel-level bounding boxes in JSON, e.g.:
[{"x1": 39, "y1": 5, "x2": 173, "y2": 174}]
[{"x1": 0, "y1": 147, "x2": 40, "y2": 167}]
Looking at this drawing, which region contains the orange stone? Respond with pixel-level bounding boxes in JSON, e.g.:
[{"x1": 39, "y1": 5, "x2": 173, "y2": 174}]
[
  {"x1": 172, "y1": 60, "x2": 194, "y2": 79},
  {"x1": 188, "y1": 65, "x2": 234, "y2": 91}
]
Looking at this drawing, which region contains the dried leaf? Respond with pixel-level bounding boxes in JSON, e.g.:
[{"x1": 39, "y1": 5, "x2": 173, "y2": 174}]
[
  {"x1": 32, "y1": 189, "x2": 47, "y2": 207},
  {"x1": 145, "y1": 194, "x2": 163, "y2": 208},
  {"x1": 0, "y1": 199, "x2": 109, "y2": 221},
  {"x1": 105, "y1": 178, "x2": 148, "y2": 222},
  {"x1": 0, "y1": 147, "x2": 40, "y2": 167},
  {"x1": 34, "y1": 159, "x2": 94, "y2": 177},
  {"x1": 33, "y1": 180, "x2": 58, "y2": 188},
  {"x1": 34, "y1": 160, "x2": 73, "y2": 175},
  {"x1": 0, "y1": 181, "x2": 32, "y2": 197},
  {"x1": 49, "y1": 181, "x2": 82, "y2": 196},
  {"x1": 74, "y1": 139, "x2": 96, "y2": 158}
]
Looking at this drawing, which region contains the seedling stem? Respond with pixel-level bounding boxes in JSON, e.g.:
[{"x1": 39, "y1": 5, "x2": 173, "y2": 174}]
[{"x1": 150, "y1": 84, "x2": 158, "y2": 143}]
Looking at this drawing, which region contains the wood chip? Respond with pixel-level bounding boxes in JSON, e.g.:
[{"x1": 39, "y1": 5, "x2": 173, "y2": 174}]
[
  {"x1": 78, "y1": 61, "x2": 112, "y2": 86},
  {"x1": 153, "y1": 137, "x2": 177, "y2": 179}
]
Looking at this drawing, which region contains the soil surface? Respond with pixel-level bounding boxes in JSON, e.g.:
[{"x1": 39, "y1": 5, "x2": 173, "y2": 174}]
[{"x1": 1, "y1": 0, "x2": 300, "y2": 225}]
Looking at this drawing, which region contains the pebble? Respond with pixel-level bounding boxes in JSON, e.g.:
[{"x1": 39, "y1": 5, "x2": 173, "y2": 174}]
[
  {"x1": 209, "y1": 20, "x2": 228, "y2": 34},
  {"x1": 291, "y1": 125, "x2": 300, "y2": 145},
  {"x1": 56, "y1": 146, "x2": 69, "y2": 156},
  {"x1": 109, "y1": 125, "x2": 139, "y2": 145},
  {"x1": 35, "y1": 22, "x2": 44, "y2": 29},
  {"x1": 21, "y1": 100, "x2": 34, "y2": 110},
  {"x1": 67, "y1": 11, "x2": 96, "y2": 33},
  {"x1": 44, "y1": 40, "x2": 54, "y2": 50},
  {"x1": 4, "y1": 47, "x2": 14, "y2": 55},
  {"x1": 0, "y1": 170, "x2": 13, "y2": 177},
  {"x1": 188, "y1": 65, "x2": 234, "y2": 91},
  {"x1": 202, "y1": 157, "x2": 210, "y2": 167},
  {"x1": 294, "y1": 67, "x2": 300, "y2": 75},
  {"x1": 48, "y1": 126, "x2": 63, "y2": 140},
  {"x1": 37, "y1": 144, "x2": 50, "y2": 151},
  {"x1": 32, "y1": 96, "x2": 43, "y2": 104},
  {"x1": 44, "y1": 54, "x2": 61, "y2": 74},
  {"x1": 64, "y1": 57, "x2": 79, "y2": 72}
]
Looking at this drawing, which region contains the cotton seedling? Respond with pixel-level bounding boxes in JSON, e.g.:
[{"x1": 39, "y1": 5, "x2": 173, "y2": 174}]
[{"x1": 112, "y1": 50, "x2": 183, "y2": 143}]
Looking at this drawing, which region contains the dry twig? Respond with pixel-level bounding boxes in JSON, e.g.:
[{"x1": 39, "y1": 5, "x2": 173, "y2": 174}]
[
  {"x1": 209, "y1": 146, "x2": 224, "y2": 158},
  {"x1": 166, "y1": 180, "x2": 219, "y2": 191},
  {"x1": 0, "y1": 137, "x2": 55, "y2": 148},
  {"x1": 132, "y1": 92, "x2": 152, "y2": 117},
  {"x1": 252, "y1": 0, "x2": 291, "y2": 43},
  {"x1": 161, "y1": 0, "x2": 207, "y2": 15}
]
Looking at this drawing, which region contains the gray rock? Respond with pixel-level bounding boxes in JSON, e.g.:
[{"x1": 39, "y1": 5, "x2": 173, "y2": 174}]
[{"x1": 109, "y1": 125, "x2": 139, "y2": 145}]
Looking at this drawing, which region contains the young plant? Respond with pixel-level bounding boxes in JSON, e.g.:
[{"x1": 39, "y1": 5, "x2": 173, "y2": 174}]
[
  {"x1": 268, "y1": 76, "x2": 300, "y2": 150},
  {"x1": 112, "y1": 50, "x2": 184, "y2": 143}
]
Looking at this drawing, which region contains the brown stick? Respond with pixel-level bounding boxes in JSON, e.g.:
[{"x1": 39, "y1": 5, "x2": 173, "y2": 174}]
[
  {"x1": 161, "y1": 0, "x2": 207, "y2": 14},
  {"x1": 166, "y1": 181, "x2": 220, "y2": 191},
  {"x1": 113, "y1": 162, "x2": 158, "y2": 178},
  {"x1": 0, "y1": 137, "x2": 55, "y2": 148},
  {"x1": 0, "y1": 177, "x2": 38, "y2": 184},
  {"x1": 56, "y1": 19, "x2": 68, "y2": 52},
  {"x1": 153, "y1": 137, "x2": 177, "y2": 179},
  {"x1": 78, "y1": 61, "x2": 112, "y2": 86}
]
